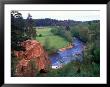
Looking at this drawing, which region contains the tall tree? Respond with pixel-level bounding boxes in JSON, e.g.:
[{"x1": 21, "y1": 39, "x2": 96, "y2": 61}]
[
  {"x1": 65, "y1": 25, "x2": 70, "y2": 31},
  {"x1": 25, "y1": 13, "x2": 36, "y2": 39},
  {"x1": 11, "y1": 11, "x2": 25, "y2": 51}
]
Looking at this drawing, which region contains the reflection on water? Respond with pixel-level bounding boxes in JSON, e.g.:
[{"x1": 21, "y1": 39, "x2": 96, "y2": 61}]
[{"x1": 49, "y1": 37, "x2": 85, "y2": 69}]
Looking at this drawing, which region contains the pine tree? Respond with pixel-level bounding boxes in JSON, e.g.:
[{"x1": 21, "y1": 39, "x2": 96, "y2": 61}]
[
  {"x1": 25, "y1": 13, "x2": 36, "y2": 39},
  {"x1": 11, "y1": 11, "x2": 25, "y2": 51}
]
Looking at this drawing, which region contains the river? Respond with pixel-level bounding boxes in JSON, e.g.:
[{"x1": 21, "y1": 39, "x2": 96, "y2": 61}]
[{"x1": 49, "y1": 37, "x2": 85, "y2": 69}]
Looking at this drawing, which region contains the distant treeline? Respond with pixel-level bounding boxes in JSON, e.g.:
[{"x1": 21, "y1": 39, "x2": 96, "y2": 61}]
[{"x1": 24, "y1": 18, "x2": 100, "y2": 27}]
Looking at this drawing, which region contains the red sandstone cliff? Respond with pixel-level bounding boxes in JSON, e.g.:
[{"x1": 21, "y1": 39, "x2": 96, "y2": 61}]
[{"x1": 13, "y1": 40, "x2": 50, "y2": 77}]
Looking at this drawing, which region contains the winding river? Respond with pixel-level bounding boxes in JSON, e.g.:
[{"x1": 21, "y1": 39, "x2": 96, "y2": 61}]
[{"x1": 49, "y1": 37, "x2": 85, "y2": 69}]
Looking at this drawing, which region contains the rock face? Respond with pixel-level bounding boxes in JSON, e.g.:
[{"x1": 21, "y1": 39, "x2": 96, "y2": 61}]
[{"x1": 13, "y1": 40, "x2": 50, "y2": 77}]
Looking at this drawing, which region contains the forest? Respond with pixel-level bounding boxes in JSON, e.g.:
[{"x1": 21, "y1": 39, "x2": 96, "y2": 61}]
[{"x1": 11, "y1": 11, "x2": 100, "y2": 77}]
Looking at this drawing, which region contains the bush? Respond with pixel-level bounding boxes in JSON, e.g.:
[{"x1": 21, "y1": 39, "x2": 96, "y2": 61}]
[
  {"x1": 39, "y1": 34, "x2": 42, "y2": 37},
  {"x1": 93, "y1": 48, "x2": 100, "y2": 63},
  {"x1": 51, "y1": 26, "x2": 73, "y2": 43},
  {"x1": 64, "y1": 31, "x2": 73, "y2": 43},
  {"x1": 70, "y1": 26, "x2": 80, "y2": 37},
  {"x1": 44, "y1": 37, "x2": 50, "y2": 51},
  {"x1": 51, "y1": 28, "x2": 59, "y2": 35}
]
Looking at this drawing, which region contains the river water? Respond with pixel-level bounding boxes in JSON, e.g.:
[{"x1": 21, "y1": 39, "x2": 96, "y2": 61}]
[{"x1": 49, "y1": 37, "x2": 85, "y2": 69}]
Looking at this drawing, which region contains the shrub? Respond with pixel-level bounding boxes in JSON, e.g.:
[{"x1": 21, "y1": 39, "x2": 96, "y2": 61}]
[{"x1": 39, "y1": 34, "x2": 42, "y2": 37}]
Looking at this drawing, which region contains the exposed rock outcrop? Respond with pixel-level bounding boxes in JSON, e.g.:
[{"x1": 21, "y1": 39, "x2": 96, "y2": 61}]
[{"x1": 13, "y1": 40, "x2": 50, "y2": 77}]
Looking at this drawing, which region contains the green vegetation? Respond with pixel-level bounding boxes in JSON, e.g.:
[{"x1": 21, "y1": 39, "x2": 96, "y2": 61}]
[
  {"x1": 35, "y1": 21, "x2": 100, "y2": 77},
  {"x1": 11, "y1": 53, "x2": 19, "y2": 77},
  {"x1": 36, "y1": 21, "x2": 100, "y2": 77},
  {"x1": 36, "y1": 27, "x2": 70, "y2": 53},
  {"x1": 51, "y1": 26, "x2": 73, "y2": 43},
  {"x1": 36, "y1": 61, "x2": 100, "y2": 77},
  {"x1": 11, "y1": 11, "x2": 37, "y2": 51},
  {"x1": 70, "y1": 24, "x2": 89, "y2": 42},
  {"x1": 36, "y1": 27, "x2": 52, "y2": 36}
]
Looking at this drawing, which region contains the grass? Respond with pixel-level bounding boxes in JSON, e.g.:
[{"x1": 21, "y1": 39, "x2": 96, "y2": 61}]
[
  {"x1": 36, "y1": 27, "x2": 70, "y2": 49},
  {"x1": 36, "y1": 27, "x2": 53, "y2": 36}
]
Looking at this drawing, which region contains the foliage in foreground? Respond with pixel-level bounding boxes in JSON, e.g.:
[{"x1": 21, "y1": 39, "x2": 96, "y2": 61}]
[{"x1": 36, "y1": 61, "x2": 100, "y2": 77}]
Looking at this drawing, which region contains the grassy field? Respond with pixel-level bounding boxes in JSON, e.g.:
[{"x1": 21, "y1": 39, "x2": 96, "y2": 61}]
[{"x1": 36, "y1": 27, "x2": 70, "y2": 50}]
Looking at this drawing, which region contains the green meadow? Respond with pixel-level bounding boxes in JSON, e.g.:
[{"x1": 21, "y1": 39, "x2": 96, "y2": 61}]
[{"x1": 36, "y1": 27, "x2": 70, "y2": 50}]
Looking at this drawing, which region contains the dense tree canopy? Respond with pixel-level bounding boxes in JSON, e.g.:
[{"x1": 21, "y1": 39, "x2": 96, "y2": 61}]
[
  {"x1": 11, "y1": 11, "x2": 25, "y2": 51},
  {"x1": 11, "y1": 11, "x2": 37, "y2": 51},
  {"x1": 33, "y1": 18, "x2": 82, "y2": 26}
]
